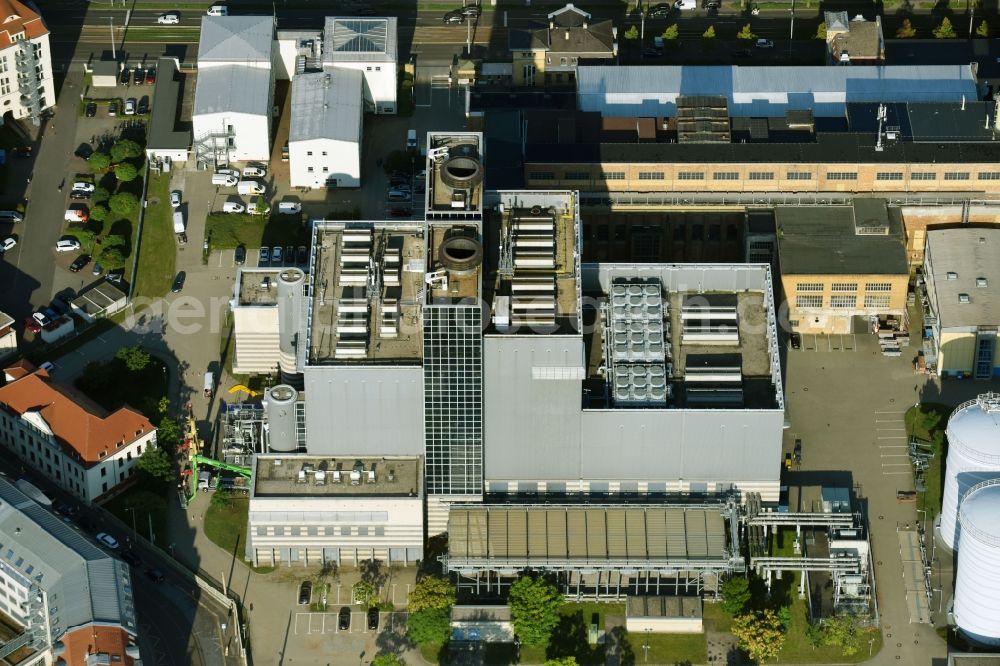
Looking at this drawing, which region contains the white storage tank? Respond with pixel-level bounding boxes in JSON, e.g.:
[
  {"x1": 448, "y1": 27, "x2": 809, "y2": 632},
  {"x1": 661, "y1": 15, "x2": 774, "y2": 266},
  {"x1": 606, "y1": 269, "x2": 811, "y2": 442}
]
[
  {"x1": 954, "y1": 479, "x2": 1000, "y2": 646},
  {"x1": 264, "y1": 385, "x2": 298, "y2": 452},
  {"x1": 940, "y1": 393, "x2": 1000, "y2": 551}
]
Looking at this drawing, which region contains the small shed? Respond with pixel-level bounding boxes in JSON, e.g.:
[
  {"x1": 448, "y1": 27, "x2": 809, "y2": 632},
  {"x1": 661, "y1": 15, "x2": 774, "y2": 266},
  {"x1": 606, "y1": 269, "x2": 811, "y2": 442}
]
[
  {"x1": 626, "y1": 596, "x2": 703, "y2": 634},
  {"x1": 91, "y1": 60, "x2": 120, "y2": 88},
  {"x1": 71, "y1": 280, "x2": 128, "y2": 322},
  {"x1": 450, "y1": 605, "x2": 515, "y2": 643}
]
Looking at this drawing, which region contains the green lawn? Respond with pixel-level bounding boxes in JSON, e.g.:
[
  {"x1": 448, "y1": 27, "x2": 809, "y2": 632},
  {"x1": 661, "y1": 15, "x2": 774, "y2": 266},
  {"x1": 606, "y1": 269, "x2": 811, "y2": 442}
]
[
  {"x1": 905, "y1": 403, "x2": 950, "y2": 521},
  {"x1": 133, "y1": 173, "x2": 178, "y2": 301},
  {"x1": 204, "y1": 495, "x2": 250, "y2": 559},
  {"x1": 703, "y1": 601, "x2": 734, "y2": 632},
  {"x1": 101, "y1": 487, "x2": 170, "y2": 549},
  {"x1": 205, "y1": 212, "x2": 310, "y2": 251}
]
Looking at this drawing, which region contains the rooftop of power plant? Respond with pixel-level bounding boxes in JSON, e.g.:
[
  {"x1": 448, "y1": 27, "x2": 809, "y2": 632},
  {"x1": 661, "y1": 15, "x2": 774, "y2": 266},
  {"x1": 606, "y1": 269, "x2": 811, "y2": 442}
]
[
  {"x1": 425, "y1": 132, "x2": 485, "y2": 219},
  {"x1": 485, "y1": 191, "x2": 582, "y2": 335},
  {"x1": 426, "y1": 223, "x2": 483, "y2": 304},
  {"x1": 581, "y1": 264, "x2": 782, "y2": 410},
  {"x1": 253, "y1": 455, "x2": 421, "y2": 498},
  {"x1": 306, "y1": 222, "x2": 426, "y2": 364},
  {"x1": 236, "y1": 268, "x2": 284, "y2": 306}
]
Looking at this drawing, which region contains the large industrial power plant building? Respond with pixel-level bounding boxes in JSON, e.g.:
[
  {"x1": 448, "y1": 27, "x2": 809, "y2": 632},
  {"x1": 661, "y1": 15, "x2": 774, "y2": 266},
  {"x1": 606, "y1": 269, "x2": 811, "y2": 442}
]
[{"x1": 232, "y1": 132, "x2": 785, "y2": 570}]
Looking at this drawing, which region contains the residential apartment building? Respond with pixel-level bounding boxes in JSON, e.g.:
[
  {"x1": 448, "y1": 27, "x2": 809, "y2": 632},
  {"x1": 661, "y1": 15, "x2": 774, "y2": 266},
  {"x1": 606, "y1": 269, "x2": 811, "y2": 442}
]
[
  {"x1": 0, "y1": 0, "x2": 54, "y2": 123},
  {"x1": 923, "y1": 228, "x2": 1000, "y2": 378},
  {"x1": 776, "y1": 200, "x2": 909, "y2": 335},
  {"x1": 509, "y1": 3, "x2": 616, "y2": 87},
  {"x1": 0, "y1": 477, "x2": 139, "y2": 665},
  {"x1": 0, "y1": 368, "x2": 157, "y2": 502}
]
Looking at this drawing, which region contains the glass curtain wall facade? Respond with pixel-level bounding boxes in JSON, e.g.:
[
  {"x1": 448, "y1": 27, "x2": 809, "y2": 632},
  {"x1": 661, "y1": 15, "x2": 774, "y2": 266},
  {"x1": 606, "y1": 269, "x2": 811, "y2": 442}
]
[{"x1": 423, "y1": 305, "x2": 483, "y2": 495}]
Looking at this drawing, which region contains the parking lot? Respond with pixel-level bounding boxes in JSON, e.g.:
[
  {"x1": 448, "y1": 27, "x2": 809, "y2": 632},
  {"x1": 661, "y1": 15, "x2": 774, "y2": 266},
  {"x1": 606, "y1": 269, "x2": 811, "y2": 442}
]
[{"x1": 292, "y1": 610, "x2": 407, "y2": 636}]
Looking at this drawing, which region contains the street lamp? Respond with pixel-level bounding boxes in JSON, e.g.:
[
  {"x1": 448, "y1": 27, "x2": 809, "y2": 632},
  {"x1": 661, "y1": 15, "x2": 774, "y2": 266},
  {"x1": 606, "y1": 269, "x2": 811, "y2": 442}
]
[
  {"x1": 109, "y1": 18, "x2": 116, "y2": 61},
  {"x1": 642, "y1": 628, "x2": 651, "y2": 662}
]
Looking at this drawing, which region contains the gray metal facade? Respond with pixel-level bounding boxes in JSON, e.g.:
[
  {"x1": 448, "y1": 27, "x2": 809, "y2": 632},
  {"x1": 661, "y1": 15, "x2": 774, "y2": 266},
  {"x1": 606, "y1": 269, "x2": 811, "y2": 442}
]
[
  {"x1": 303, "y1": 365, "x2": 424, "y2": 455},
  {"x1": 424, "y1": 305, "x2": 484, "y2": 495}
]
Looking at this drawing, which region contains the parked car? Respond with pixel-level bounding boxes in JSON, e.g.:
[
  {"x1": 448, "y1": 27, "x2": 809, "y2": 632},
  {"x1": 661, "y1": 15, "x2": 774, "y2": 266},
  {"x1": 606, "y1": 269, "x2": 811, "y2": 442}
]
[
  {"x1": 459, "y1": 4, "x2": 481, "y2": 17},
  {"x1": 298, "y1": 581, "x2": 312, "y2": 605},
  {"x1": 77, "y1": 515, "x2": 96, "y2": 532},
  {"x1": 258, "y1": 247, "x2": 269, "y2": 265},
  {"x1": 96, "y1": 532, "x2": 120, "y2": 550},
  {"x1": 171, "y1": 271, "x2": 186, "y2": 293},
  {"x1": 56, "y1": 239, "x2": 81, "y2": 252},
  {"x1": 145, "y1": 568, "x2": 165, "y2": 583},
  {"x1": 133, "y1": 66, "x2": 144, "y2": 85},
  {"x1": 137, "y1": 96, "x2": 149, "y2": 114},
  {"x1": 32, "y1": 312, "x2": 50, "y2": 328},
  {"x1": 277, "y1": 201, "x2": 301, "y2": 215},
  {"x1": 92, "y1": 262, "x2": 102, "y2": 276},
  {"x1": 106, "y1": 270, "x2": 125, "y2": 284},
  {"x1": 790, "y1": 332, "x2": 801, "y2": 349},
  {"x1": 271, "y1": 246, "x2": 282, "y2": 264},
  {"x1": 296, "y1": 246, "x2": 307, "y2": 265},
  {"x1": 222, "y1": 201, "x2": 245, "y2": 214},
  {"x1": 443, "y1": 10, "x2": 464, "y2": 23},
  {"x1": 206, "y1": 4, "x2": 228, "y2": 16},
  {"x1": 23, "y1": 317, "x2": 41, "y2": 334},
  {"x1": 12, "y1": 146, "x2": 32, "y2": 158},
  {"x1": 242, "y1": 165, "x2": 266, "y2": 178},
  {"x1": 145, "y1": 68, "x2": 156, "y2": 85},
  {"x1": 120, "y1": 550, "x2": 142, "y2": 566},
  {"x1": 647, "y1": 2, "x2": 673, "y2": 17},
  {"x1": 755, "y1": 38, "x2": 774, "y2": 48},
  {"x1": 367, "y1": 607, "x2": 379, "y2": 631},
  {"x1": 170, "y1": 190, "x2": 182, "y2": 208},
  {"x1": 235, "y1": 245, "x2": 246, "y2": 265},
  {"x1": 72, "y1": 182, "x2": 95, "y2": 194},
  {"x1": 38, "y1": 361, "x2": 55, "y2": 372},
  {"x1": 75, "y1": 143, "x2": 94, "y2": 159},
  {"x1": 69, "y1": 255, "x2": 91, "y2": 272},
  {"x1": 642, "y1": 47, "x2": 662, "y2": 57},
  {"x1": 85, "y1": 102, "x2": 97, "y2": 117},
  {"x1": 124, "y1": 98, "x2": 136, "y2": 115},
  {"x1": 157, "y1": 11, "x2": 180, "y2": 24},
  {"x1": 108, "y1": 100, "x2": 118, "y2": 116},
  {"x1": 119, "y1": 68, "x2": 129, "y2": 86},
  {"x1": 1, "y1": 237, "x2": 17, "y2": 253},
  {"x1": 0, "y1": 210, "x2": 22, "y2": 223},
  {"x1": 338, "y1": 607, "x2": 351, "y2": 630}
]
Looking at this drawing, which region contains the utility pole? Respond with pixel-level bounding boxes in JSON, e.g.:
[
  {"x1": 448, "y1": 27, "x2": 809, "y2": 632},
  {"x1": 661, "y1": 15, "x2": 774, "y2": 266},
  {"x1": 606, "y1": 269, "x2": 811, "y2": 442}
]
[
  {"x1": 968, "y1": 4, "x2": 975, "y2": 37},
  {"x1": 109, "y1": 18, "x2": 116, "y2": 60},
  {"x1": 789, "y1": 0, "x2": 796, "y2": 40}
]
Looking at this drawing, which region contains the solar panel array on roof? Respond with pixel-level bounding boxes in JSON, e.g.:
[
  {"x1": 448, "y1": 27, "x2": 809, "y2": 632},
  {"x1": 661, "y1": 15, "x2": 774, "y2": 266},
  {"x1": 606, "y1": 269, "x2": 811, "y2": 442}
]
[{"x1": 447, "y1": 505, "x2": 727, "y2": 563}]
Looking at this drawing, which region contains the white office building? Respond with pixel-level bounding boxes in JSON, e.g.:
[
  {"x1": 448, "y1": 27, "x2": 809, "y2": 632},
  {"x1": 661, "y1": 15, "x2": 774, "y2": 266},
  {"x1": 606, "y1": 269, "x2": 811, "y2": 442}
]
[
  {"x1": 289, "y1": 69, "x2": 363, "y2": 189},
  {"x1": 323, "y1": 17, "x2": 398, "y2": 114}
]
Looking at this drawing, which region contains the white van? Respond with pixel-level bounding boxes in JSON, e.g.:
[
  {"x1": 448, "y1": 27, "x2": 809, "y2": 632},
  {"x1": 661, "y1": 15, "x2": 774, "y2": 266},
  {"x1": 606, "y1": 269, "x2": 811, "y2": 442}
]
[
  {"x1": 242, "y1": 165, "x2": 266, "y2": 178},
  {"x1": 212, "y1": 173, "x2": 239, "y2": 187},
  {"x1": 237, "y1": 180, "x2": 266, "y2": 195},
  {"x1": 406, "y1": 129, "x2": 417, "y2": 150},
  {"x1": 0, "y1": 210, "x2": 23, "y2": 223},
  {"x1": 222, "y1": 201, "x2": 245, "y2": 214},
  {"x1": 173, "y1": 211, "x2": 185, "y2": 233},
  {"x1": 277, "y1": 201, "x2": 302, "y2": 215},
  {"x1": 64, "y1": 208, "x2": 88, "y2": 222},
  {"x1": 206, "y1": 5, "x2": 228, "y2": 16}
]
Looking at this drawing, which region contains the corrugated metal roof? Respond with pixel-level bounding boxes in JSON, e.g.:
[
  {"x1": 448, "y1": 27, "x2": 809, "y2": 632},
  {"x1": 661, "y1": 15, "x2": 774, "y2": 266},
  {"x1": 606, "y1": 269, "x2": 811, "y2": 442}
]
[
  {"x1": 289, "y1": 70, "x2": 363, "y2": 144},
  {"x1": 447, "y1": 505, "x2": 728, "y2": 565},
  {"x1": 323, "y1": 17, "x2": 398, "y2": 63},
  {"x1": 193, "y1": 65, "x2": 271, "y2": 117},
  {"x1": 198, "y1": 15, "x2": 274, "y2": 64},
  {"x1": 577, "y1": 65, "x2": 978, "y2": 117}
]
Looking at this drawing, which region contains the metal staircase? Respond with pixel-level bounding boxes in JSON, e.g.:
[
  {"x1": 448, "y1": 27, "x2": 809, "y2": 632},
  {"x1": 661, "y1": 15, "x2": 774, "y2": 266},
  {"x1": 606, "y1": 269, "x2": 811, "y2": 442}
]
[
  {"x1": 14, "y1": 40, "x2": 43, "y2": 126},
  {"x1": 193, "y1": 129, "x2": 235, "y2": 169},
  {"x1": 0, "y1": 583, "x2": 48, "y2": 660}
]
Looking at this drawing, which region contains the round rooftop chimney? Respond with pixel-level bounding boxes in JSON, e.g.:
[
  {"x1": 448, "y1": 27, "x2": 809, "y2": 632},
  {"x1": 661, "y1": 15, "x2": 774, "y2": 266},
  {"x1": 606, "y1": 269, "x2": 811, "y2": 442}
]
[
  {"x1": 439, "y1": 235, "x2": 484, "y2": 274},
  {"x1": 440, "y1": 155, "x2": 484, "y2": 190}
]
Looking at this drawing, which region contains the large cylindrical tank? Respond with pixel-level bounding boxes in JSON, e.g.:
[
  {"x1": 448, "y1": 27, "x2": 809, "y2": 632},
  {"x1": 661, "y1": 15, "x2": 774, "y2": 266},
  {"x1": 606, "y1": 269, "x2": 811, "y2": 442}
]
[
  {"x1": 954, "y1": 479, "x2": 1000, "y2": 646},
  {"x1": 940, "y1": 393, "x2": 1000, "y2": 551},
  {"x1": 264, "y1": 385, "x2": 298, "y2": 452},
  {"x1": 277, "y1": 268, "x2": 305, "y2": 387}
]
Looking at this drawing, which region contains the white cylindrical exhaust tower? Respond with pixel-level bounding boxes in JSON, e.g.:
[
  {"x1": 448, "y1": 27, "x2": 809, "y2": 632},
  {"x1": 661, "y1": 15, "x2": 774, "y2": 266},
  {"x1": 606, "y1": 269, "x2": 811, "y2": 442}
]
[
  {"x1": 940, "y1": 393, "x2": 1000, "y2": 551},
  {"x1": 954, "y1": 479, "x2": 1000, "y2": 646},
  {"x1": 276, "y1": 268, "x2": 305, "y2": 388},
  {"x1": 264, "y1": 385, "x2": 298, "y2": 452}
]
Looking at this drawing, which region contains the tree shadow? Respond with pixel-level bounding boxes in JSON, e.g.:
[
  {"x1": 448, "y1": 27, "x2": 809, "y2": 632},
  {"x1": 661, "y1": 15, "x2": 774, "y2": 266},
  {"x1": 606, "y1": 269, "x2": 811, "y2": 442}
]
[
  {"x1": 545, "y1": 611, "x2": 605, "y2": 665},
  {"x1": 359, "y1": 558, "x2": 390, "y2": 591},
  {"x1": 605, "y1": 626, "x2": 636, "y2": 666},
  {"x1": 420, "y1": 533, "x2": 448, "y2": 577}
]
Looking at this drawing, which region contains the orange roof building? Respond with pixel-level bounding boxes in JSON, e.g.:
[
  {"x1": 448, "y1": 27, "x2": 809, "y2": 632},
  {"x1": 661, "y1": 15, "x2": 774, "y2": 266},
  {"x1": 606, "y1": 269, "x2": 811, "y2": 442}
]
[
  {"x1": 0, "y1": 0, "x2": 55, "y2": 120},
  {"x1": 0, "y1": 368, "x2": 158, "y2": 501}
]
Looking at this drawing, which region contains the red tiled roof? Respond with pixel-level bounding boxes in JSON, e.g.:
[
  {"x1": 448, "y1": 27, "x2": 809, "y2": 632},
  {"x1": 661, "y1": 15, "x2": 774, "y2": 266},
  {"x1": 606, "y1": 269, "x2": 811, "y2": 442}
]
[
  {"x1": 0, "y1": 0, "x2": 48, "y2": 51},
  {"x1": 60, "y1": 625, "x2": 136, "y2": 666},
  {"x1": 0, "y1": 370, "x2": 153, "y2": 465},
  {"x1": 4, "y1": 359, "x2": 36, "y2": 381}
]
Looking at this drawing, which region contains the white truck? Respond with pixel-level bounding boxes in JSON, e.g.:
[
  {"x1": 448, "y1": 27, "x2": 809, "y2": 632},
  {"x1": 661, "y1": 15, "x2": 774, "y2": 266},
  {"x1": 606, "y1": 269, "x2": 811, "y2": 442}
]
[
  {"x1": 237, "y1": 180, "x2": 265, "y2": 196},
  {"x1": 173, "y1": 211, "x2": 185, "y2": 234}
]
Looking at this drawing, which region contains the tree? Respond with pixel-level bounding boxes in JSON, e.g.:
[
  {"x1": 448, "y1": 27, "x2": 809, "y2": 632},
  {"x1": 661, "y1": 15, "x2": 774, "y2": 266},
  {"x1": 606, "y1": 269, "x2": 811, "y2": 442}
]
[
  {"x1": 114, "y1": 162, "x2": 139, "y2": 182},
  {"x1": 89, "y1": 204, "x2": 109, "y2": 223},
  {"x1": 815, "y1": 22, "x2": 827, "y2": 39},
  {"x1": 732, "y1": 610, "x2": 786, "y2": 663},
  {"x1": 661, "y1": 24, "x2": 679, "y2": 40},
  {"x1": 976, "y1": 19, "x2": 989, "y2": 37},
  {"x1": 103, "y1": 233, "x2": 127, "y2": 250},
  {"x1": 623, "y1": 25, "x2": 639, "y2": 40},
  {"x1": 896, "y1": 18, "x2": 917, "y2": 38},
  {"x1": 822, "y1": 613, "x2": 865, "y2": 656},
  {"x1": 702, "y1": 25, "x2": 716, "y2": 38},
  {"x1": 406, "y1": 607, "x2": 450, "y2": 645},
  {"x1": 721, "y1": 576, "x2": 752, "y2": 614},
  {"x1": 109, "y1": 192, "x2": 139, "y2": 216},
  {"x1": 100, "y1": 246, "x2": 124, "y2": 268},
  {"x1": 919, "y1": 407, "x2": 943, "y2": 432},
  {"x1": 371, "y1": 654, "x2": 405, "y2": 666},
  {"x1": 933, "y1": 16, "x2": 957, "y2": 38},
  {"x1": 136, "y1": 446, "x2": 173, "y2": 484},
  {"x1": 508, "y1": 575, "x2": 563, "y2": 647},
  {"x1": 408, "y1": 575, "x2": 456, "y2": 613},
  {"x1": 88, "y1": 151, "x2": 111, "y2": 172},
  {"x1": 156, "y1": 416, "x2": 183, "y2": 450},
  {"x1": 353, "y1": 580, "x2": 377, "y2": 608},
  {"x1": 116, "y1": 346, "x2": 150, "y2": 371},
  {"x1": 68, "y1": 229, "x2": 97, "y2": 254},
  {"x1": 736, "y1": 23, "x2": 756, "y2": 40},
  {"x1": 110, "y1": 139, "x2": 143, "y2": 163},
  {"x1": 93, "y1": 186, "x2": 111, "y2": 204},
  {"x1": 545, "y1": 659, "x2": 579, "y2": 666}
]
